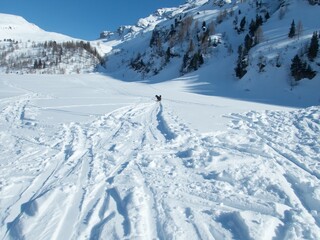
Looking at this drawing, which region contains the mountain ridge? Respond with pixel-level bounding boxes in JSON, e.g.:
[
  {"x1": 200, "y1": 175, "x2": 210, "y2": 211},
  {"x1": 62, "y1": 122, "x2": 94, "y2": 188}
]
[
  {"x1": 96, "y1": 0, "x2": 319, "y2": 83},
  {"x1": 0, "y1": 13, "x2": 76, "y2": 42}
]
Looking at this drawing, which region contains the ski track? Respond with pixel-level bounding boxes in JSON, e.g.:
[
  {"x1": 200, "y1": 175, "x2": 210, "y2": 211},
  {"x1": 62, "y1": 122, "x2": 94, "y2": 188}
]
[{"x1": 0, "y1": 93, "x2": 319, "y2": 240}]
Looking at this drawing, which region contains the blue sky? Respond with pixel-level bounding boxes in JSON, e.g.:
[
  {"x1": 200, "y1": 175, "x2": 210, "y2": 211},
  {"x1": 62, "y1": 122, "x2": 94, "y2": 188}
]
[{"x1": 0, "y1": 0, "x2": 186, "y2": 40}]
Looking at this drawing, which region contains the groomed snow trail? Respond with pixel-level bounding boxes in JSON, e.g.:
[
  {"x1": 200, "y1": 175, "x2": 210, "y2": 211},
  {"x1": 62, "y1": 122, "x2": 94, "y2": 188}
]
[{"x1": 0, "y1": 91, "x2": 319, "y2": 240}]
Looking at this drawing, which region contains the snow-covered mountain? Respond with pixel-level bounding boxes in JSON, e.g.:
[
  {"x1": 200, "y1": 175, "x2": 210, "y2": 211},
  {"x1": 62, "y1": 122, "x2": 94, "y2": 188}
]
[
  {"x1": 0, "y1": 13, "x2": 75, "y2": 42},
  {"x1": 0, "y1": 13, "x2": 104, "y2": 74},
  {"x1": 1, "y1": 0, "x2": 319, "y2": 87},
  {"x1": 97, "y1": 0, "x2": 320, "y2": 88},
  {"x1": 0, "y1": 1, "x2": 320, "y2": 240}
]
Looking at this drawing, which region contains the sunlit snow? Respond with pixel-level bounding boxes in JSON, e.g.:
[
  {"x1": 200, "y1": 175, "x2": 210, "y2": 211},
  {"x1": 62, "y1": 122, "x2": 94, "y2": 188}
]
[{"x1": 0, "y1": 0, "x2": 320, "y2": 239}]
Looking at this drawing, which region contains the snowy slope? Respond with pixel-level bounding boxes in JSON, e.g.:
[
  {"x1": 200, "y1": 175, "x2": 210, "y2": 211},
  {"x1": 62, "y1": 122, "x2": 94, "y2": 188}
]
[
  {"x1": 0, "y1": 14, "x2": 102, "y2": 74},
  {"x1": 0, "y1": 74, "x2": 319, "y2": 240},
  {"x1": 97, "y1": 0, "x2": 320, "y2": 92},
  {"x1": 0, "y1": 13, "x2": 76, "y2": 42}
]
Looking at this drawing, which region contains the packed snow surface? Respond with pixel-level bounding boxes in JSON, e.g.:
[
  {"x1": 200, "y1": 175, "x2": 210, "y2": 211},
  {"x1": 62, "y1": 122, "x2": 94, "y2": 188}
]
[{"x1": 0, "y1": 74, "x2": 319, "y2": 240}]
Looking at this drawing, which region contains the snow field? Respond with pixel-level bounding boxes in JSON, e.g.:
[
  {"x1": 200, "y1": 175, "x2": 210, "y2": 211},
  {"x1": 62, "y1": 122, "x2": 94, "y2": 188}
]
[{"x1": 0, "y1": 74, "x2": 319, "y2": 239}]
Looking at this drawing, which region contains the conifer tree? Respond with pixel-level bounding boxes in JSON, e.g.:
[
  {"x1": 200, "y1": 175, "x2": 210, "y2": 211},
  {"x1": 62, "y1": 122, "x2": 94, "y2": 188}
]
[
  {"x1": 244, "y1": 34, "x2": 253, "y2": 51},
  {"x1": 34, "y1": 59, "x2": 38, "y2": 69},
  {"x1": 290, "y1": 54, "x2": 316, "y2": 80},
  {"x1": 165, "y1": 47, "x2": 171, "y2": 63},
  {"x1": 290, "y1": 54, "x2": 302, "y2": 80},
  {"x1": 235, "y1": 44, "x2": 247, "y2": 78},
  {"x1": 181, "y1": 53, "x2": 189, "y2": 73},
  {"x1": 308, "y1": 32, "x2": 319, "y2": 60},
  {"x1": 199, "y1": 52, "x2": 204, "y2": 65},
  {"x1": 249, "y1": 19, "x2": 256, "y2": 36},
  {"x1": 190, "y1": 53, "x2": 199, "y2": 71},
  {"x1": 265, "y1": 12, "x2": 270, "y2": 20},
  {"x1": 288, "y1": 20, "x2": 296, "y2": 38},
  {"x1": 239, "y1": 16, "x2": 246, "y2": 32},
  {"x1": 255, "y1": 14, "x2": 263, "y2": 27}
]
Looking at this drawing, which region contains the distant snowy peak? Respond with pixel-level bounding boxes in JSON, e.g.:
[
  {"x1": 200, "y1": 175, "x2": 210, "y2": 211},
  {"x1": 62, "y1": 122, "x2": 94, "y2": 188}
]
[
  {"x1": 99, "y1": 0, "x2": 227, "y2": 40},
  {"x1": 0, "y1": 13, "x2": 76, "y2": 42},
  {"x1": 100, "y1": 2, "x2": 190, "y2": 40},
  {"x1": 0, "y1": 13, "x2": 38, "y2": 28}
]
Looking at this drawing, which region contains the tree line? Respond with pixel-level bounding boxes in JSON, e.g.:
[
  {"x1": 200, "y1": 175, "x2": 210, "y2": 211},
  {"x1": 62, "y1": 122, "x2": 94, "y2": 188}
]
[{"x1": 0, "y1": 39, "x2": 105, "y2": 74}]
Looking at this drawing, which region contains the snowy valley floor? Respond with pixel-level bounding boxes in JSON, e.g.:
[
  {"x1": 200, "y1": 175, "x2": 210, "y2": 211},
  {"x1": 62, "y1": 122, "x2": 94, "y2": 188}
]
[{"x1": 0, "y1": 74, "x2": 319, "y2": 240}]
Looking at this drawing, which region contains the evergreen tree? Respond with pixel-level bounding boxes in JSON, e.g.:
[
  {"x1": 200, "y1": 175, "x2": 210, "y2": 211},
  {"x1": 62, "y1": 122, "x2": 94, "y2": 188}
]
[
  {"x1": 304, "y1": 64, "x2": 316, "y2": 79},
  {"x1": 290, "y1": 54, "x2": 302, "y2": 80},
  {"x1": 34, "y1": 59, "x2": 38, "y2": 69},
  {"x1": 189, "y1": 51, "x2": 204, "y2": 71},
  {"x1": 199, "y1": 52, "x2": 204, "y2": 65},
  {"x1": 265, "y1": 12, "x2": 270, "y2": 20},
  {"x1": 308, "y1": 31, "x2": 319, "y2": 60},
  {"x1": 165, "y1": 47, "x2": 171, "y2": 63},
  {"x1": 290, "y1": 54, "x2": 316, "y2": 81},
  {"x1": 249, "y1": 19, "x2": 256, "y2": 36},
  {"x1": 150, "y1": 29, "x2": 160, "y2": 47},
  {"x1": 244, "y1": 34, "x2": 253, "y2": 51},
  {"x1": 181, "y1": 53, "x2": 189, "y2": 73},
  {"x1": 255, "y1": 14, "x2": 263, "y2": 27},
  {"x1": 235, "y1": 44, "x2": 247, "y2": 79},
  {"x1": 189, "y1": 53, "x2": 199, "y2": 71},
  {"x1": 239, "y1": 16, "x2": 246, "y2": 32},
  {"x1": 288, "y1": 20, "x2": 296, "y2": 38}
]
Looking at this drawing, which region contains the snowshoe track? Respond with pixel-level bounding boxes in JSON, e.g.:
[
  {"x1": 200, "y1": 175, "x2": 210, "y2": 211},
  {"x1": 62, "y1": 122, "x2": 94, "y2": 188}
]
[{"x1": 1, "y1": 96, "x2": 319, "y2": 239}]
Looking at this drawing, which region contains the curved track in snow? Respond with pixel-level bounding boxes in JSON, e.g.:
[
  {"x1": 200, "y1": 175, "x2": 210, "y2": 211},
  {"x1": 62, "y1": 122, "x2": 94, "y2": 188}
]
[{"x1": 0, "y1": 90, "x2": 319, "y2": 240}]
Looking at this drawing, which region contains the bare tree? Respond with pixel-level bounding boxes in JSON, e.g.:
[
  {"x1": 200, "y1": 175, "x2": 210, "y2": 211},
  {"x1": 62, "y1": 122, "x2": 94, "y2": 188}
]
[
  {"x1": 178, "y1": 16, "x2": 193, "y2": 43},
  {"x1": 254, "y1": 26, "x2": 264, "y2": 44},
  {"x1": 208, "y1": 21, "x2": 215, "y2": 35},
  {"x1": 296, "y1": 20, "x2": 303, "y2": 39},
  {"x1": 278, "y1": 7, "x2": 286, "y2": 20}
]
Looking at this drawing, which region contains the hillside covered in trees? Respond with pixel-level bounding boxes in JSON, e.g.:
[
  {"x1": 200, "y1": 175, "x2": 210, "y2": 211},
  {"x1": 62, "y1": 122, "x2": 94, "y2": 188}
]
[
  {"x1": 99, "y1": 0, "x2": 319, "y2": 89},
  {"x1": 0, "y1": 39, "x2": 104, "y2": 74},
  {"x1": 0, "y1": 13, "x2": 104, "y2": 74}
]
